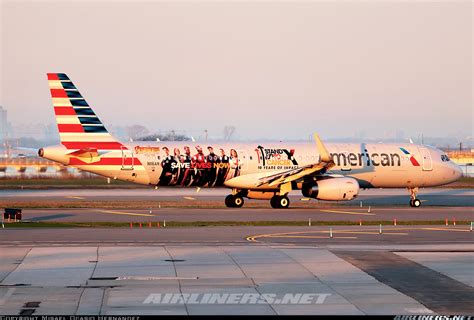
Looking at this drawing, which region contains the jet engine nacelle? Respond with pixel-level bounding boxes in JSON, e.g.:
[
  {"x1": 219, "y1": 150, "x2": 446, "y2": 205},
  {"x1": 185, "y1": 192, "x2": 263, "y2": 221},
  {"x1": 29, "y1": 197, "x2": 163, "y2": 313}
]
[{"x1": 302, "y1": 177, "x2": 359, "y2": 201}]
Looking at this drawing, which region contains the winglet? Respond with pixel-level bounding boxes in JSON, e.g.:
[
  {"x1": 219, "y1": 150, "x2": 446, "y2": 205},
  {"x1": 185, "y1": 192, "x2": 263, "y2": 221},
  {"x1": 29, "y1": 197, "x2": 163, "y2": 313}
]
[{"x1": 314, "y1": 133, "x2": 331, "y2": 162}]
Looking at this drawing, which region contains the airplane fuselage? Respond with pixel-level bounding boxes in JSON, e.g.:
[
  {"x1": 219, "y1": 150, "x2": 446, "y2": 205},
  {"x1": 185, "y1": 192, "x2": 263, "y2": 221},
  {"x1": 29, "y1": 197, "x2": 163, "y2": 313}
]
[{"x1": 42, "y1": 141, "x2": 462, "y2": 190}]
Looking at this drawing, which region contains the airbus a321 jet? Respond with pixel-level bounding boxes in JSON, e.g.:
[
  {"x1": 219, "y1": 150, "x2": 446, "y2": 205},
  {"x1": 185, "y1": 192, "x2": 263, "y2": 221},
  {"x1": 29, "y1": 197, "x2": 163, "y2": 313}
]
[{"x1": 39, "y1": 73, "x2": 462, "y2": 208}]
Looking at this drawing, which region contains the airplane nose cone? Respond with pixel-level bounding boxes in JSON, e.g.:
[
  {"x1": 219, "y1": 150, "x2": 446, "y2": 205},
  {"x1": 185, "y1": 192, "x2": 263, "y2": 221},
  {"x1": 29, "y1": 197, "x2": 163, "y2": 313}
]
[
  {"x1": 446, "y1": 163, "x2": 463, "y2": 183},
  {"x1": 454, "y1": 164, "x2": 463, "y2": 180}
]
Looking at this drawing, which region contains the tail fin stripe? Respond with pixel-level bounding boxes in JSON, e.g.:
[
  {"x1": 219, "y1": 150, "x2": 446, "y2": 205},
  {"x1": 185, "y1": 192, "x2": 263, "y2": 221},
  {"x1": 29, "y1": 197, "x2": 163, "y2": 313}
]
[
  {"x1": 83, "y1": 126, "x2": 108, "y2": 133},
  {"x1": 50, "y1": 89, "x2": 68, "y2": 98},
  {"x1": 58, "y1": 124, "x2": 85, "y2": 133},
  {"x1": 61, "y1": 82, "x2": 77, "y2": 90},
  {"x1": 56, "y1": 116, "x2": 81, "y2": 124},
  {"x1": 66, "y1": 91, "x2": 83, "y2": 99},
  {"x1": 78, "y1": 117, "x2": 102, "y2": 125},
  {"x1": 59, "y1": 133, "x2": 117, "y2": 142},
  {"x1": 48, "y1": 81, "x2": 63, "y2": 89},
  {"x1": 71, "y1": 100, "x2": 89, "y2": 107},
  {"x1": 74, "y1": 108, "x2": 96, "y2": 116},
  {"x1": 54, "y1": 107, "x2": 77, "y2": 116},
  {"x1": 57, "y1": 73, "x2": 70, "y2": 80},
  {"x1": 47, "y1": 74, "x2": 59, "y2": 80},
  {"x1": 52, "y1": 98, "x2": 72, "y2": 106}
]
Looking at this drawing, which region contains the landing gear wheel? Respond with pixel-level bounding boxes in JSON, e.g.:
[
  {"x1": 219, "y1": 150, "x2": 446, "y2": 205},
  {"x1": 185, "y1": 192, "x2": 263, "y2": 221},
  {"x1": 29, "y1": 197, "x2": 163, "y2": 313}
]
[
  {"x1": 407, "y1": 187, "x2": 421, "y2": 208},
  {"x1": 225, "y1": 195, "x2": 235, "y2": 207},
  {"x1": 270, "y1": 196, "x2": 279, "y2": 209},
  {"x1": 270, "y1": 195, "x2": 290, "y2": 209},
  {"x1": 409, "y1": 199, "x2": 421, "y2": 207},
  {"x1": 233, "y1": 195, "x2": 244, "y2": 208},
  {"x1": 278, "y1": 195, "x2": 290, "y2": 209},
  {"x1": 225, "y1": 194, "x2": 244, "y2": 208}
]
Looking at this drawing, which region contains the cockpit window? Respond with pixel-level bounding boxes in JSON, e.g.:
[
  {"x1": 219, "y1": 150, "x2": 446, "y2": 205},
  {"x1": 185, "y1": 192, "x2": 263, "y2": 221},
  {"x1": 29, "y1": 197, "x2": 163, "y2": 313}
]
[{"x1": 441, "y1": 154, "x2": 450, "y2": 162}]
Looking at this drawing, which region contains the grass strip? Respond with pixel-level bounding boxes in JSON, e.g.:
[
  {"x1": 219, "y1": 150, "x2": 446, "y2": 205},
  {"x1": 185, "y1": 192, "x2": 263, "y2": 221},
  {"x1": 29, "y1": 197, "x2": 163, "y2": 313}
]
[{"x1": 1, "y1": 220, "x2": 472, "y2": 228}]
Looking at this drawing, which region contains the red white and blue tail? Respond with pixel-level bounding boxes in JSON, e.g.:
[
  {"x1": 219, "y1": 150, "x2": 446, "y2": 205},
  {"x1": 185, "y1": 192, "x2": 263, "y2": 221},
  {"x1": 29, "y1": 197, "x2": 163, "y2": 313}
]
[{"x1": 47, "y1": 73, "x2": 120, "y2": 150}]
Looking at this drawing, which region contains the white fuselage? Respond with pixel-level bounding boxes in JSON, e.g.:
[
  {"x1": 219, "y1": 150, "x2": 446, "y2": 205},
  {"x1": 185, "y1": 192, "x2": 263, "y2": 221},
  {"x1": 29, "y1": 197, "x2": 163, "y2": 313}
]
[{"x1": 42, "y1": 141, "x2": 462, "y2": 190}]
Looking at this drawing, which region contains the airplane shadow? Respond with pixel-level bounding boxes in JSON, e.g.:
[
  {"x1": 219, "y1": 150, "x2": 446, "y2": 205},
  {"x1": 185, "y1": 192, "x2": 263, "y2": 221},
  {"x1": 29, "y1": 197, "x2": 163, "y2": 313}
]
[
  {"x1": 345, "y1": 194, "x2": 474, "y2": 206},
  {"x1": 26, "y1": 214, "x2": 75, "y2": 221}
]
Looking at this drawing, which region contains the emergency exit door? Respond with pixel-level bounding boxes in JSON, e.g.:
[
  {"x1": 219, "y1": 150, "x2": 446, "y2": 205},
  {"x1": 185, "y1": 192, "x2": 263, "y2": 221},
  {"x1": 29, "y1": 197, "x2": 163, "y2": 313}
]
[{"x1": 121, "y1": 146, "x2": 134, "y2": 170}]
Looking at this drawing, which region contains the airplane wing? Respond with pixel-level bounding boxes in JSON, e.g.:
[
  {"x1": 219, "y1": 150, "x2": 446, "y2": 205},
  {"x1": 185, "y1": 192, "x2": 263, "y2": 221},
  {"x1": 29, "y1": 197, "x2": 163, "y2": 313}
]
[
  {"x1": 255, "y1": 161, "x2": 333, "y2": 187},
  {"x1": 254, "y1": 134, "x2": 334, "y2": 188}
]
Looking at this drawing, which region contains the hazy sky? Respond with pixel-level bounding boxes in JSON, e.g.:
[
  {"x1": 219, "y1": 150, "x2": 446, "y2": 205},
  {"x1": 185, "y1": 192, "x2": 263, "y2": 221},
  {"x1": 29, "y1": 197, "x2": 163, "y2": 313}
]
[{"x1": 0, "y1": 0, "x2": 472, "y2": 140}]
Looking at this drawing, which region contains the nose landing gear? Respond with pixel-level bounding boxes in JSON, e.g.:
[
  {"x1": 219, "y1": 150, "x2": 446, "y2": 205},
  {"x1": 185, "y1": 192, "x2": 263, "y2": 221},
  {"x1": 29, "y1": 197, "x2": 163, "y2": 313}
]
[
  {"x1": 408, "y1": 187, "x2": 421, "y2": 207},
  {"x1": 410, "y1": 199, "x2": 421, "y2": 207}
]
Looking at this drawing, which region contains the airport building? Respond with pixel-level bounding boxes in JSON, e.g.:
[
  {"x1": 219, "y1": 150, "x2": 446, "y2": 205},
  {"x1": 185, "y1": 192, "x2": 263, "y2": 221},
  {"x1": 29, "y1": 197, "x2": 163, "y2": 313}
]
[{"x1": 447, "y1": 150, "x2": 474, "y2": 177}]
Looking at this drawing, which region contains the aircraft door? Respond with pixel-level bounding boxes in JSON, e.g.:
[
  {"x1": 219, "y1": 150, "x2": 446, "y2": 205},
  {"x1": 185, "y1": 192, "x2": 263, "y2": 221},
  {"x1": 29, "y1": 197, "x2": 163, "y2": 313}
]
[
  {"x1": 121, "y1": 146, "x2": 134, "y2": 170},
  {"x1": 419, "y1": 147, "x2": 433, "y2": 171}
]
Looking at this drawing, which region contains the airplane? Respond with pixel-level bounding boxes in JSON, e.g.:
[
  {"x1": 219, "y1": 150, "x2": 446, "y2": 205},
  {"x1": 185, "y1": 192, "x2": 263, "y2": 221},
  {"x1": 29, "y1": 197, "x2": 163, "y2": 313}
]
[{"x1": 39, "y1": 73, "x2": 463, "y2": 208}]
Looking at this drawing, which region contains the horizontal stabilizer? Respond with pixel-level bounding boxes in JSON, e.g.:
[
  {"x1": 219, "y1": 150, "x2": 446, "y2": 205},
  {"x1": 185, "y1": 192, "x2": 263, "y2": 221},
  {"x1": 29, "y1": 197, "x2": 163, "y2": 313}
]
[{"x1": 66, "y1": 147, "x2": 100, "y2": 163}]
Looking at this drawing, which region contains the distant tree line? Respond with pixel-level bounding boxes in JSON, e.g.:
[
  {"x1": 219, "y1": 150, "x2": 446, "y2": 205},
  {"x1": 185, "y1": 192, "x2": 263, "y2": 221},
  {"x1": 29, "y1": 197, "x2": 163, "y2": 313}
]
[{"x1": 137, "y1": 133, "x2": 191, "y2": 141}]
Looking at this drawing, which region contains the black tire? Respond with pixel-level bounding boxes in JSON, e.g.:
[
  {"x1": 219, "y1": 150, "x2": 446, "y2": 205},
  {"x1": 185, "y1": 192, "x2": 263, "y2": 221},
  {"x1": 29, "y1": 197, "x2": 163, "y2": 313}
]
[
  {"x1": 233, "y1": 195, "x2": 244, "y2": 208},
  {"x1": 270, "y1": 195, "x2": 290, "y2": 209},
  {"x1": 270, "y1": 196, "x2": 280, "y2": 209},
  {"x1": 413, "y1": 199, "x2": 421, "y2": 207},
  {"x1": 225, "y1": 195, "x2": 235, "y2": 208}
]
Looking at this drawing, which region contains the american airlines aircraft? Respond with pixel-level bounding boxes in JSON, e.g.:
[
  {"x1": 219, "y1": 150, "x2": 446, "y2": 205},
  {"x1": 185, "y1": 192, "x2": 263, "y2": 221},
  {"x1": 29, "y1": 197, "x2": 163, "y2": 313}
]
[{"x1": 39, "y1": 73, "x2": 463, "y2": 208}]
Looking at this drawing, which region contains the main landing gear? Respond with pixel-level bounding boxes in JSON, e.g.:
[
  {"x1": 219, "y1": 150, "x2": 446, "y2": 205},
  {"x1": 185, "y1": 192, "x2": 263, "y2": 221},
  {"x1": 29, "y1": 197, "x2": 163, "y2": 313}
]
[
  {"x1": 225, "y1": 194, "x2": 244, "y2": 208},
  {"x1": 408, "y1": 187, "x2": 421, "y2": 207},
  {"x1": 270, "y1": 195, "x2": 290, "y2": 209},
  {"x1": 224, "y1": 191, "x2": 290, "y2": 209}
]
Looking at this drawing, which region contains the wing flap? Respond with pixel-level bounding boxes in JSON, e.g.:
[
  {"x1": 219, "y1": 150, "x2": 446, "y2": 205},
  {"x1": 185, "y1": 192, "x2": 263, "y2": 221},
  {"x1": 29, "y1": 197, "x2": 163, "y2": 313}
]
[
  {"x1": 267, "y1": 163, "x2": 327, "y2": 187},
  {"x1": 255, "y1": 161, "x2": 333, "y2": 188}
]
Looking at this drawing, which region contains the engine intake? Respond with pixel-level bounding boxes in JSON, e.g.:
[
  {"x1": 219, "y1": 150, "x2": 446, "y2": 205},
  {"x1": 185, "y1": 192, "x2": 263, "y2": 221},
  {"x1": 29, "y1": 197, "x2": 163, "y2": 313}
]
[{"x1": 302, "y1": 177, "x2": 359, "y2": 201}]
